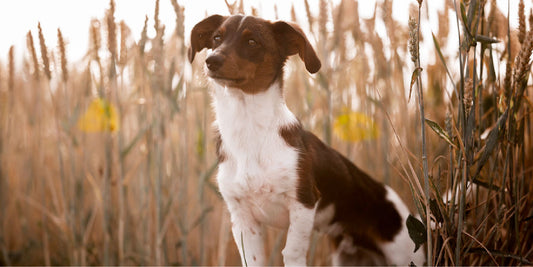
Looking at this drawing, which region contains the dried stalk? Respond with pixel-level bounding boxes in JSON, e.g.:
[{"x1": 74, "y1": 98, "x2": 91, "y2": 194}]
[{"x1": 413, "y1": 1, "x2": 432, "y2": 264}]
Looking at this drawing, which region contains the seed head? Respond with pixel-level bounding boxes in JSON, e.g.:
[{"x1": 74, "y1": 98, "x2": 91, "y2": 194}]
[
  {"x1": 518, "y1": 0, "x2": 526, "y2": 44},
  {"x1": 26, "y1": 31, "x2": 40, "y2": 81},
  {"x1": 57, "y1": 28, "x2": 68, "y2": 82},
  {"x1": 408, "y1": 16, "x2": 419, "y2": 64},
  {"x1": 38, "y1": 23, "x2": 51, "y2": 80}
]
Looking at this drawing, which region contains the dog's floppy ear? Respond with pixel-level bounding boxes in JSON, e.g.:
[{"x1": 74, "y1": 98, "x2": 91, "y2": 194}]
[
  {"x1": 272, "y1": 21, "x2": 321, "y2": 73},
  {"x1": 188, "y1": 15, "x2": 226, "y2": 63}
]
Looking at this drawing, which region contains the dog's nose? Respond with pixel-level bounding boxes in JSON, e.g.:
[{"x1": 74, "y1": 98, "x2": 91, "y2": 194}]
[{"x1": 206, "y1": 54, "x2": 224, "y2": 71}]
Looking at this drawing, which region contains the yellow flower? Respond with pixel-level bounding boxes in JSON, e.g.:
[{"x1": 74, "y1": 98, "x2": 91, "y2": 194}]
[
  {"x1": 333, "y1": 111, "x2": 378, "y2": 142},
  {"x1": 77, "y1": 98, "x2": 119, "y2": 132}
]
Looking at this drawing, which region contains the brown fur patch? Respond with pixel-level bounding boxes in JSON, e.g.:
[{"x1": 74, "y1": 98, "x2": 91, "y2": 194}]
[
  {"x1": 279, "y1": 122, "x2": 403, "y2": 257},
  {"x1": 280, "y1": 123, "x2": 320, "y2": 208},
  {"x1": 189, "y1": 15, "x2": 321, "y2": 94},
  {"x1": 188, "y1": 15, "x2": 227, "y2": 62}
]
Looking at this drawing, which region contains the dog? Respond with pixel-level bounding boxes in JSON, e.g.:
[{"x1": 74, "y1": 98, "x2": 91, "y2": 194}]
[{"x1": 188, "y1": 14, "x2": 425, "y2": 266}]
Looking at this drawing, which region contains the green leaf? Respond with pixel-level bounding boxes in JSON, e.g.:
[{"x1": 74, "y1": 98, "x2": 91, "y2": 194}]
[
  {"x1": 460, "y1": 2, "x2": 474, "y2": 40},
  {"x1": 425, "y1": 118, "x2": 456, "y2": 148},
  {"x1": 407, "y1": 215, "x2": 427, "y2": 253},
  {"x1": 409, "y1": 67, "x2": 423, "y2": 103},
  {"x1": 460, "y1": 2, "x2": 467, "y2": 25},
  {"x1": 476, "y1": 34, "x2": 500, "y2": 44}
]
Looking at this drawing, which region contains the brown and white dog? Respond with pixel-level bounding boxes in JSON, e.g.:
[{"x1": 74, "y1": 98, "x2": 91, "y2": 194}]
[{"x1": 188, "y1": 14, "x2": 425, "y2": 266}]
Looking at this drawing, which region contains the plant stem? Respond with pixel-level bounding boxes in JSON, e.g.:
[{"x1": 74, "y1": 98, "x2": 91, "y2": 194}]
[{"x1": 414, "y1": 4, "x2": 432, "y2": 265}]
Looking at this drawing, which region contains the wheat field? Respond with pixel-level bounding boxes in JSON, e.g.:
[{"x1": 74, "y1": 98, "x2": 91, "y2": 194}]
[{"x1": 0, "y1": 0, "x2": 532, "y2": 265}]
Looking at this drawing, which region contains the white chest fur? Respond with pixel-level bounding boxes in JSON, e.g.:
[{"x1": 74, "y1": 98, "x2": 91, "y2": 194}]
[{"x1": 212, "y1": 82, "x2": 300, "y2": 228}]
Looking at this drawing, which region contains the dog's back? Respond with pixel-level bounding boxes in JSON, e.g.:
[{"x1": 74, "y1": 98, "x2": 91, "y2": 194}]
[{"x1": 284, "y1": 125, "x2": 425, "y2": 265}]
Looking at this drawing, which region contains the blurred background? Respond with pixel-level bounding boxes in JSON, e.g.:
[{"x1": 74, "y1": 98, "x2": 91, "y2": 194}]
[{"x1": 0, "y1": 0, "x2": 532, "y2": 265}]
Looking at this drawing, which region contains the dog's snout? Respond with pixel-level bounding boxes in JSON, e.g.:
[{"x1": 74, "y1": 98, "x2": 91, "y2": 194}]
[{"x1": 206, "y1": 54, "x2": 225, "y2": 71}]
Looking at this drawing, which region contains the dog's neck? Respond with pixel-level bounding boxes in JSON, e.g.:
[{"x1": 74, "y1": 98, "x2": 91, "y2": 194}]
[{"x1": 212, "y1": 80, "x2": 297, "y2": 134}]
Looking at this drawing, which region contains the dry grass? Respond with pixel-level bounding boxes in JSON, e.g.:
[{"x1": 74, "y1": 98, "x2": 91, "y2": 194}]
[{"x1": 0, "y1": 0, "x2": 532, "y2": 265}]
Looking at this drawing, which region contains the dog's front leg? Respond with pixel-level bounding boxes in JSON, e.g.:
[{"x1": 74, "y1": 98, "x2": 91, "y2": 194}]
[
  {"x1": 282, "y1": 202, "x2": 315, "y2": 266},
  {"x1": 227, "y1": 201, "x2": 265, "y2": 266}
]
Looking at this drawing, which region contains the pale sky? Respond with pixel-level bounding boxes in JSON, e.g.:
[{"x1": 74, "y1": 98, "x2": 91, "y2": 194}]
[
  {"x1": 0, "y1": 0, "x2": 406, "y2": 63},
  {"x1": 0, "y1": 0, "x2": 529, "y2": 64}
]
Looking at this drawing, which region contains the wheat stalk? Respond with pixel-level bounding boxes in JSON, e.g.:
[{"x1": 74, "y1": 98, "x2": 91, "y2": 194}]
[
  {"x1": 410, "y1": 0, "x2": 432, "y2": 264},
  {"x1": 170, "y1": 0, "x2": 185, "y2": 41},
  {"x1": 7, "y1": 50, "x2": 15, "y2": 86},
  {"x1": 106, "y1": 0, "x2": 117, "y2": 61},
  {"x1": 152, "y1": 2, "x2": 166, "y2": 263},
  {"x1": 438, "y1": 7, "x2": 450, "y2": 45},
  {"x1": 57, "y1": 28, "x2": 68, "y2": 83},
  {"x1": 382, "y1": 0, "x2": 396, "y2": 46},
  {"x1": 152, "y1": 25, "x2": 165, "y2": 93},
  {"x1": 318, "y1": 0, "x2": 327, "y2": 44},
  {"x1": 56, "y1": 31, "x2": 75, "y2": 253},
  {"x1": 90, "y1": 19, "x2": 105, "y2": 97},
  {"x1": 118, "y1": 21, "x2": 128, "y2": 69},
  {"x1": 7, "y1": 46, "x2": 14, "y2": 103},
  {"x1": 303, "y1": 0, "x2": 313, "y2": 34},
  {"x1": 154, "y1": 0, "x2": 160, "y2": 33},
  {"x1": 332, "y1": 0, "x2": 345, "y2": 61},
  {"x1": 106, "y1": 0, "x2": 117, "y2": 86},
  {"x1": 350, "y1": 1, "x2": 362, "y2": 46},
  {"x1": 290, "y1": 4, "x2": 297, "y2": 22},
  {"x1": 26, "y1": 32, "x2": 40, "y2": 81},
  {"x1": 41, "y1": 23, "x2": 71, "y2": 267},
  {"x1": 224, "y1": 0, "x2": 236, "y2": 15},
  {"x1": 408, "y1": 17, "x2": 419, "y2": 63},
  {"x1": 318, "y1": 0, "x2": 332, "y2": 145},
  {"x1": 518, "y1": 0, "x2": 526, "y2": 44},
  {"x1": 90, "y1": 19, "x2": 102, "y2": 63},
  {"x1": 139, "y1": 16, "x2": 148, "y2": 55},
  {"x1": 37, "y1": 23, "x2": 51, "y2": 80},
  {"x1": 116, "y1": 17, "x2": 129, "y2": 267},
  {"x1": 513, "y1": 29, "x2": 533, "y2": 89}
]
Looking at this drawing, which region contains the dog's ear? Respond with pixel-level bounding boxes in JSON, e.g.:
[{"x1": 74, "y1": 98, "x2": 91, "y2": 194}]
[
  {"x1": 188, "y1": 15, "x2": 226, "y2": 63},
  {"x1": 272, "y1": 21, "x2": 321, "y2": 73}
]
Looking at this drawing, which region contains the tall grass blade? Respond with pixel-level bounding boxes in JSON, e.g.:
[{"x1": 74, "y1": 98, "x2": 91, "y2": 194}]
[
  {"x1": 432, "y1": 32, "x2": 457, "y2": 95},
  {"x1": 409, "y1": 67, "x2": 423, "y2": 103},
  {"x1": 425, "y1": 118, "x2": 456, "y2": 148},
  {"x1": 473, "y1": 109, "x2": 508, "y2": 178}
]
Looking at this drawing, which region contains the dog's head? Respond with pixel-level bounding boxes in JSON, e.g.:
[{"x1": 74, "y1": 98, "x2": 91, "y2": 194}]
[{"x1": 188, "y1": 15, "x2": 321, "y2": 93}]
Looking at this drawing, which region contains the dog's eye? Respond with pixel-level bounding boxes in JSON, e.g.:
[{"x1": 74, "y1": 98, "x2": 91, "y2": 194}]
[
  {"x1": 248, "y1": 39, "x2": 257, "y2": 47},
  {"x1": 213, "y1": 35, "x2": 222, "y2": 43}
]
